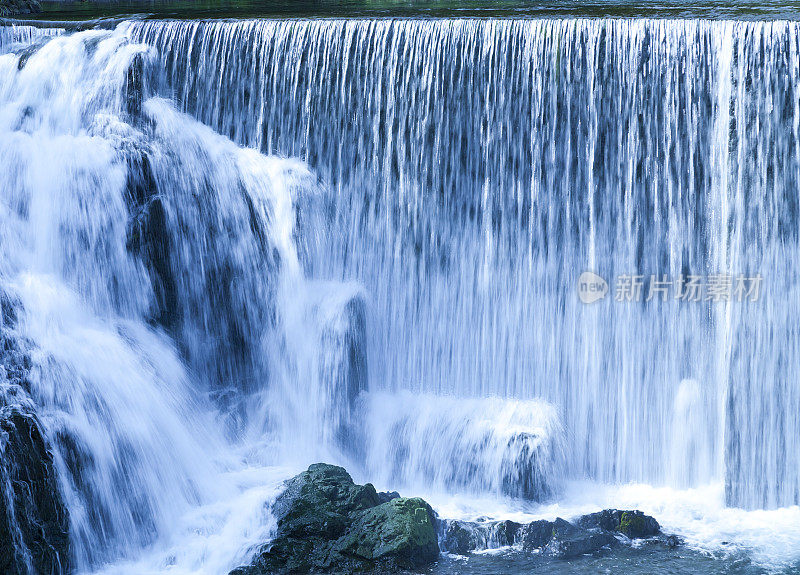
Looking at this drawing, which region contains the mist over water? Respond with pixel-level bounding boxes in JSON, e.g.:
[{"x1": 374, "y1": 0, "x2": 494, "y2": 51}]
[{"x1": 1, "y1": 15, "x2": 800, "y2": 575}]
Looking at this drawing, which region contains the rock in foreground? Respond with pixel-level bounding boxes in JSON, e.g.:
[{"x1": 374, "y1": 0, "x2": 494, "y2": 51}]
[
  {"x1": 230, "y1": 463, "x2": 439, "y2": 574},
  {"x1": 442, "y1": 508, "x2": 662, "y2": 559}
]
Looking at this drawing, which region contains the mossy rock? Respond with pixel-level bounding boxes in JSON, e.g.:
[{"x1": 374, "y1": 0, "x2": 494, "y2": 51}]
[
  {"x1": 230, "y1": 464, "x2": 439, "y2": 574},
  {"x1": 334, "y1": 497, "x2": 439, "y2": 568},
  {"x1": 577, "y1": 508, "x2": 660, "y2": 539},
  {"x1": 618, "y1": 510, "x2": 660, "y2": 539}
]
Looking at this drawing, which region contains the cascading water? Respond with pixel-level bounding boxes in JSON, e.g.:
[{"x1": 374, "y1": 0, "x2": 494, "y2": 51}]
[
  {"x1": 128, "y1": 18, "x2": 800, "y2": 509},
  {"x1": 0, "y1": 26, "x2": 360, "y2": 573},
  {"x1": 1, "y1": 14, "x2": 800, "y2": 575}
]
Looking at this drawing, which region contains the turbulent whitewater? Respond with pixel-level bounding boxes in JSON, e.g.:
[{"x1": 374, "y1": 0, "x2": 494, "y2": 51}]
[{"x1": 1, "y1": 15, "x2": 800, "y2": 575}]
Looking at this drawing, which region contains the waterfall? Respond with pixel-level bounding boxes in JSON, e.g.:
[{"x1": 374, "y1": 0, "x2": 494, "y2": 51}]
[
  {"x1": 128, "y1": 18, "x2": 800, "y2": 510},
  {"x1": 0, "y1": 26, "x2": 355, "y2": 572},
  {"x1": 2, "y1": 14, "x2": 800, "y2": 574}
]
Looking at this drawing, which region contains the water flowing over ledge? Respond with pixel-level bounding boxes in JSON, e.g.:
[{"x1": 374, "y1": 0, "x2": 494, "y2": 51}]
[
  {"x1": 0, "y1": 22, "x2": 60, "y2": 49},
  {"x1": 126, "y1": 18, "x2": 800, "y2": 509}
]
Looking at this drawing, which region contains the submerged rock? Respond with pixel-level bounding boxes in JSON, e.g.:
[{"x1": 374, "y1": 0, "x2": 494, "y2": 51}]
[
  {"x1": 445, "y1": 508, "x2": 662, "y2": 559},
  {"x1": 441, "y1": 521, "x2": 475, "y2": 555},
  {"x1": 516, "y1": 516, "x2": 618, "y2": 558},
  {"x1": 230, "y1": 463, "x2": 439, "y2": 574},
  {"x1": 666, "y1": 534, "x2": 682, "y2": 548},
  {"x1": 441, "y1": 519, "x2": 521, "y2": 554},
  {"x1": 618, "y1": 510, "x2": 661, "y2": 539}
]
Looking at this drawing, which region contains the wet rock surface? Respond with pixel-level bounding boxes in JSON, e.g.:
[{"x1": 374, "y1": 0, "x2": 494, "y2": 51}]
[
  {"x1": 578, "y1": 508, "x2": 661, "y2": 539},
  {"x1": 442, "y1": 508, "x2": 665, "y2": 559},
  {"x1": 442, "y1": 519, "x2": 522, "y2": 555},
  {"x1": 0, "y1": 320, "x2": 71, "y2": 575},
  {"x1": 230, "y1": 463, "x2": 439, "y2": 574}
]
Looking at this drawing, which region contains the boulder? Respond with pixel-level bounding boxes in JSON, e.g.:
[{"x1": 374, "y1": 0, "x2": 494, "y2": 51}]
[
  {"x1": 332, "y1": 497, "x2": 439, "y2": 568},
  {"x1": 520, "y1": 519, "x2": 554, "y2": 551},
  {"x1": 575, "y1": 508, "x2": 624, "y2": 532},
  {"x1": 438, "y1": 508, "x2": 663, "y2": 559},
  {"x1": 618, "y1": 510, "x2": 661, "y2": 539},
  {"x1": 443, "y1": 511, "x2": 658, "y2": 558},
  {"x1": 492, "y1": 519, "x2": 521, "y2": 547},
  {"x1": 518, "y1": 509, "x2": 661, "y2": 559},
  {"x1": 520, "y1": 517, "x2": 618, "y2": 558},
  {"x1": 543, "y1": 518, "x2": 617, "y2": 559},
  {"x1": 577, "y1": 509, "x2": 660, "y2": 539},
  {"x1": 230, "y1": 463, "x2": 439, "y2": 574}
]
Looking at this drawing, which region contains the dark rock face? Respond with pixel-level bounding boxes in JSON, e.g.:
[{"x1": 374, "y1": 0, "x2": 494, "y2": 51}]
[
  {"x1": 519, "y1": 519, "x2": 555, "y2": 551},
  {"x1": 519, "y1": 516, "x2": 618, "y2": 559},
  {"x1": 575, "y1": 508, "x2": 626, "y2": 531},
  {"x1": 0, "y1": 405, "x2": 72, "y2": 575},
  {"x1": 0, "y1": 0, "x2": 41, "y2": 17},
  {"x1": 0, "y1": 328, "x2": 71, "y2": 575},
  {"x1": 442, "y1": 521, "x2": 473, "y2": 555},
  {"x1": 230, "y1": 463, "x2": 439, "y2": 574}
]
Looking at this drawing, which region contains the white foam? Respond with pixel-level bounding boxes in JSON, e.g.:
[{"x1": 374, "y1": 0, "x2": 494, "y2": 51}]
[{"x1": 425, "y1": 480, "x2": 800, "y2": 570}]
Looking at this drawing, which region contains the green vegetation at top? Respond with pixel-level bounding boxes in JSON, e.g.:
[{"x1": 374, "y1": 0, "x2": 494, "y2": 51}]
[
  {"x1": 0, "y1": 0, "x2": 40, "y2": 17},
  {"x1": 5, "y1": 0, "x2": 800, "y2": 22}
]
